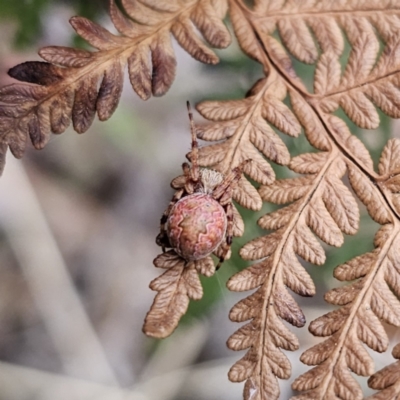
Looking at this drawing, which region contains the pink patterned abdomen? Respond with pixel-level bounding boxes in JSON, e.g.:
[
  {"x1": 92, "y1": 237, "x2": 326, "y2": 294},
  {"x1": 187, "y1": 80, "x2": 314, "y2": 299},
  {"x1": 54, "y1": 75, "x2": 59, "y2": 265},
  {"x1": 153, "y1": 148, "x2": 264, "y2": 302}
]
[{"x1": 167, "y1": 193, "x2": 227, "y2": 261}]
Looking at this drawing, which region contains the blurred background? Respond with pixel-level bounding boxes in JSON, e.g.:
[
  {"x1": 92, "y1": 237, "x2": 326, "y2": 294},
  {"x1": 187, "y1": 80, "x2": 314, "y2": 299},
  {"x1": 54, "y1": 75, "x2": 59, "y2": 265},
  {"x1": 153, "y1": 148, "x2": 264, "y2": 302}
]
[{"x1": 0, "y1": 1, "x2": 398, "y2": 399}]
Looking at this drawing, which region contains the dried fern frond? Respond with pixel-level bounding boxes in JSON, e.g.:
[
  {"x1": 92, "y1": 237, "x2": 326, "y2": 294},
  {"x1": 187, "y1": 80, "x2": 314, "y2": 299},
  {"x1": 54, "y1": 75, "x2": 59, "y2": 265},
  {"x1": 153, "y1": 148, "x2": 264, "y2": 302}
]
[
  {"x1": 366, "y1": 343, "x2": 400, "y2": 399},
  {"x1": 315, "y1": 36, "x2": 400, "y2": 129},
  {"x1": 247, "y1": 0, "x2": 400, "y2": 129},
  {"x1": 250, "y1": 0, "x2": 400, "y2": 67},
  {"x1": 188, "y1": 1, "x2": 400, "y2": 400},
  {"x1": 290, "y1": 140, "x2": 400, "y2": 400},
  {"x1": 196, "y1": 74, "x2": 297, "y2": 211},
  {"x1": 164, "y1": 0, "x2": 400, "y2": 396},
  {"x1": 143, "y1": 250, "x2": 215, "y2": 338},
  {"x1": 292, "y1": 225, "x2": 399, "y2": 399},
  {"x1": 0, "y1": 0, "x2": 230, "y2": 173},
  {"x1": 125, "y1": 2, "x2": 400, "y2": 399},
  {"x1": 226, "y1": 145, "x2": 362, "y2": 399}
]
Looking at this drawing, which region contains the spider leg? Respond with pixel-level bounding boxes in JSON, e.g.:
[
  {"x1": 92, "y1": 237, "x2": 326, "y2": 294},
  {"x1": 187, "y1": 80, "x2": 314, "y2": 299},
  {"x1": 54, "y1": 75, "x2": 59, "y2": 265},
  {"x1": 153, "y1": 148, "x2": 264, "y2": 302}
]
[
  {"x1": 182, "y1": 162, "x2": 196, "y2": 195},
  {"x1": 186, "y1": 101, "x2": 200, "y2": 185},
  {"x1": 213, "y1": 160, "x2": 251, "y2": 268},
  {"x1": 156, "y1": 188, "x2": 184, "y2": 252},
  {"x1": 216, "y1": 202, "x2": 234, "y2": 270},
  {"x1": 212, "y1": 159, "x2": 252, "y2": 201}
]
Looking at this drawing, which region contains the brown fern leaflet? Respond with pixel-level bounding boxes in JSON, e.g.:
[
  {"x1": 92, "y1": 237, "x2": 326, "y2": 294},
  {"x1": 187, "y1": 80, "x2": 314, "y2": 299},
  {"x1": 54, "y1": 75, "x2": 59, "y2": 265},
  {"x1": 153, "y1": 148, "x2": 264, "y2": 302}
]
[
  {"x1": 143, "y1": 251, "x2": 216, "y2": 338},
  {"x1": 196, "y1": 74, "x2": 296, "y2": 211},
  {"x1": 0, "y1": 0, "x2": 230, "y2": 172},
  {"x1": 366, "y1": 342, "x2": 400, "y2": 399}
]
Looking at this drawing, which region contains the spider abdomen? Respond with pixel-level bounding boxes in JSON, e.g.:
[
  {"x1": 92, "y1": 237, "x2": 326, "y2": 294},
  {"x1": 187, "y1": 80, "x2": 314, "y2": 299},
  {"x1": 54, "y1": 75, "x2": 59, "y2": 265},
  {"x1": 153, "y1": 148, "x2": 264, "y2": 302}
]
[{"x1": 166, "y1": 193, "x2": 227, "y2": 261}]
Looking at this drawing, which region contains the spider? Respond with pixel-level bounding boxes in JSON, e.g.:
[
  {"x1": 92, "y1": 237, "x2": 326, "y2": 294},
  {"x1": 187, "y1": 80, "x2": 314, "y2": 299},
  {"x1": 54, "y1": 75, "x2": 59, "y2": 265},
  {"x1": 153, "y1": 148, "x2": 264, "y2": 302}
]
[{"x1": 156, "y1": 102, "x2": 249, "y2": 269}]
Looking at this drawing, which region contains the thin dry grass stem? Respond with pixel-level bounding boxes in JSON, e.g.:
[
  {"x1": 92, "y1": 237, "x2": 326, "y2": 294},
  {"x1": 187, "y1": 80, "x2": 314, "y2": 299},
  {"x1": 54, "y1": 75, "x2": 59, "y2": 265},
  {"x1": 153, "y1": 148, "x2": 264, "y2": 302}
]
[
  {"x1": 0, "y1": 361, "x2": 128, "y2": 400},
  {"x1": 0, "y1": 158, "x2": 119, "y2": 385}
]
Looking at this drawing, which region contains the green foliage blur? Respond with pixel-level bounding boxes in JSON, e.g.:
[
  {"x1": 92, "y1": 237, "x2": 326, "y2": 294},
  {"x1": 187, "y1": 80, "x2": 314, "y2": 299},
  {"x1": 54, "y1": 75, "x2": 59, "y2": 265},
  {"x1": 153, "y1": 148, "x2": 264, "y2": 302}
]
[{"x1": 0, "y1": 0, "x2": 107, "y2": 48}]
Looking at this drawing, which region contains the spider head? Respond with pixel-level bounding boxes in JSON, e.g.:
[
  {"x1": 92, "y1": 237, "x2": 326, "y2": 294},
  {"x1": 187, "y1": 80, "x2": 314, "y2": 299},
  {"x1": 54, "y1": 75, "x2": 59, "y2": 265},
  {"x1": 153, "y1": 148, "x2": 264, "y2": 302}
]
[{"x1": 198, "y1": 168, "x2": 224, "y2": 194}]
